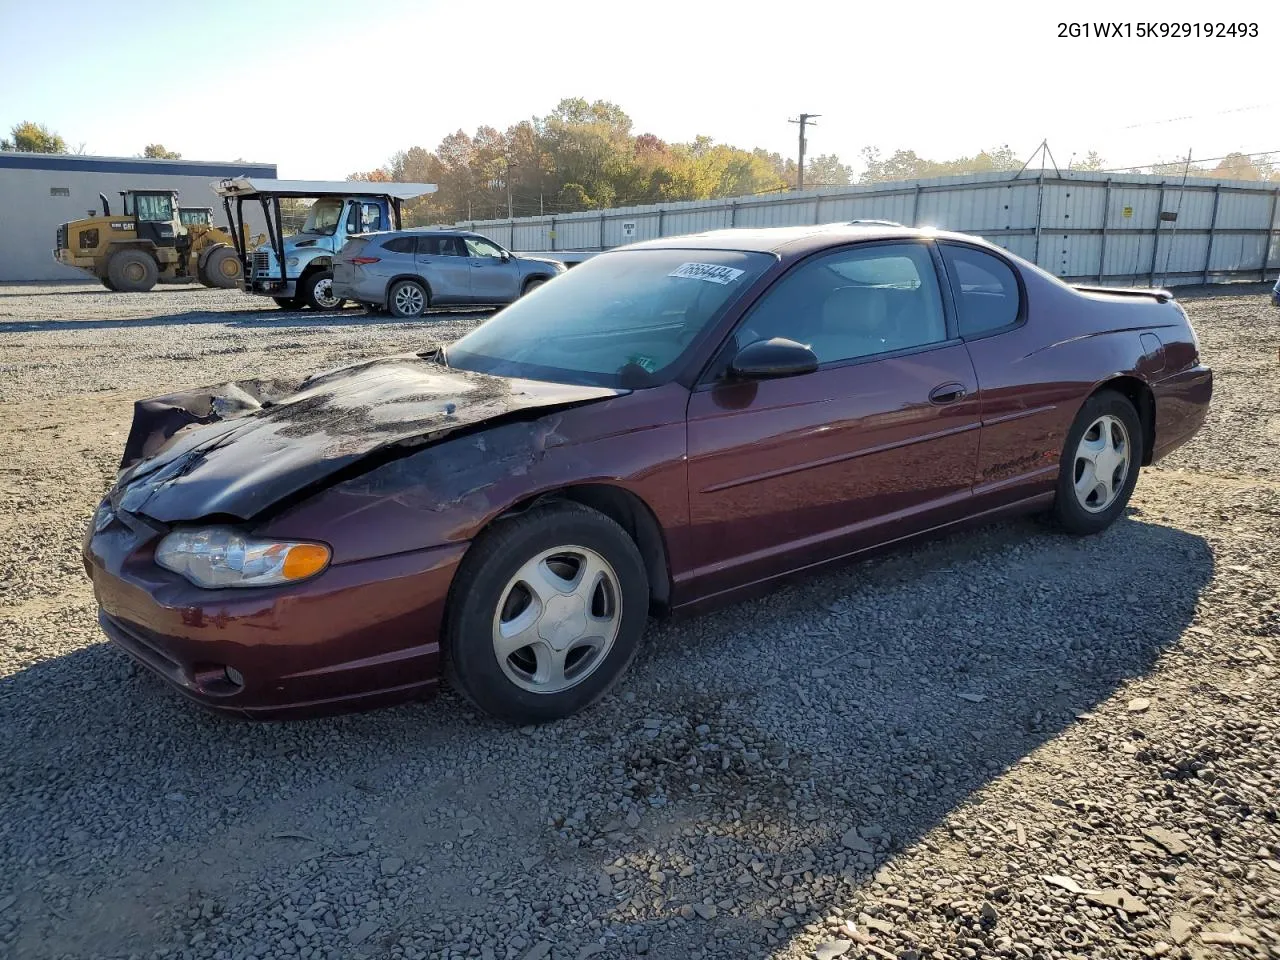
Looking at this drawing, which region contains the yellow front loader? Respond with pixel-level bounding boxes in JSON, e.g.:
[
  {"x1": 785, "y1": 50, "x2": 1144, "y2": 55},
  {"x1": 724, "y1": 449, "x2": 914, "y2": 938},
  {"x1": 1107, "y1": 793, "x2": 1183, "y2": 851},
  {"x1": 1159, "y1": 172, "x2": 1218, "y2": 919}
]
[{"x1": 54, "y1": 190, "x2": 262, "y2": 292}]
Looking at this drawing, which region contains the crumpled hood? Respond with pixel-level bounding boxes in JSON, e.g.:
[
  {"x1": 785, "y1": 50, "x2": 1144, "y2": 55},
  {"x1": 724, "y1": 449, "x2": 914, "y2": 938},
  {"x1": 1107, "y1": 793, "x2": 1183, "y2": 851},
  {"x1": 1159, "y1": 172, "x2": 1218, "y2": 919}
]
[{"x1": 112, "y1": 354, "x2": 623, "y2": 523}]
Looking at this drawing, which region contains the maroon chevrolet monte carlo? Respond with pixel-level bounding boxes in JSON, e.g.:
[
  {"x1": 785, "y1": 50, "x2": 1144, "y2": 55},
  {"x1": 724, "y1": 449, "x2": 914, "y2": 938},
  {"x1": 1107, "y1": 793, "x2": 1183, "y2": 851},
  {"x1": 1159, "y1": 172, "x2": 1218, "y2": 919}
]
[{"x1": 83, "y1": 224, "x2": 1212, "y2": 724}]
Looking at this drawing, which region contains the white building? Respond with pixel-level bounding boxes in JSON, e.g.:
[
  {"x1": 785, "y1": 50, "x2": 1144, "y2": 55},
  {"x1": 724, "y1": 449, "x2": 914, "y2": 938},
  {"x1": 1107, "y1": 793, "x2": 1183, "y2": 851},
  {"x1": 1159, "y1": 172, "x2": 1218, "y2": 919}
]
[{"x1": 0, "y1": 151, "x2": 277, "y2": 282}]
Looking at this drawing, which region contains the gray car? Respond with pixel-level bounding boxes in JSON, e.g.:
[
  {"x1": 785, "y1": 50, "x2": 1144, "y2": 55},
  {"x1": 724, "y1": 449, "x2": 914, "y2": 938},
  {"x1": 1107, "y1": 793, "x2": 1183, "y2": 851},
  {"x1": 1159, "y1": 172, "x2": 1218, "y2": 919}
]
[{"x1": 332, "y1": 229, "x2": 566, "y2": 317}]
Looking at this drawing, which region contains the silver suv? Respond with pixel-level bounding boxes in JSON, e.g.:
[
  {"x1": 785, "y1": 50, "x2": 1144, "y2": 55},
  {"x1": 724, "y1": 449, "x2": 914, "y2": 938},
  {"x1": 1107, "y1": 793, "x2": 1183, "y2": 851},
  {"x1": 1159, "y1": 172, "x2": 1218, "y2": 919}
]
[{"x1": 332, "y1": 230, "x2": 566, "y2": 317}]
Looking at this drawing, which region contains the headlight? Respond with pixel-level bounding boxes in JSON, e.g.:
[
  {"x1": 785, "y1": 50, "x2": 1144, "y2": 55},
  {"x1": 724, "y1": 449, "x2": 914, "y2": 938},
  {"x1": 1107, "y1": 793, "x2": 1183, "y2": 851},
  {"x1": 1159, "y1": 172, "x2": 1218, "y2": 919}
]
[
  {"x1": 92, "y1": 499, "x2": 114, "y2": 533},
  {"x1": 155, "y1": 526, "x2": 330, "y2": 589}
]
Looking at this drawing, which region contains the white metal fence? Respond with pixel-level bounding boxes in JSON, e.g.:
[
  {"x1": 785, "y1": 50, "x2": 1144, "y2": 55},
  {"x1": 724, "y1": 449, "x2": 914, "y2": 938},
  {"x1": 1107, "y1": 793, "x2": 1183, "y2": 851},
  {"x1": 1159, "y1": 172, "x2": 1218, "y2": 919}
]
[{"x1": 457, "y1": 170, "x2": 1280, "y2": 287}]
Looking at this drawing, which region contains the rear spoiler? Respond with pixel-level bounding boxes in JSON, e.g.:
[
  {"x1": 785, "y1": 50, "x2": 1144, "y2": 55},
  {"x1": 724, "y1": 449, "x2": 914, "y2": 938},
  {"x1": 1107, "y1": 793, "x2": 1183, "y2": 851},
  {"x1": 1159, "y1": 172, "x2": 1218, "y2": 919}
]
[{"x1": 1073, "y1": 284, "x2": 1172, "y2": 304}]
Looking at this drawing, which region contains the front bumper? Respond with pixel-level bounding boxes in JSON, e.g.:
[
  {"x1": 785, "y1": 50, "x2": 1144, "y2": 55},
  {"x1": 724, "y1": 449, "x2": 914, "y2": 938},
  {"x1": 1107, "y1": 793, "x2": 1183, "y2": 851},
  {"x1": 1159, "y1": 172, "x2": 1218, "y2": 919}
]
[
  {"x1": 84, "y1": 515, "x2": 466, "y2": 718},
  {"x1": 242, "y1": 277, "x2": 297, "y2": 298}
]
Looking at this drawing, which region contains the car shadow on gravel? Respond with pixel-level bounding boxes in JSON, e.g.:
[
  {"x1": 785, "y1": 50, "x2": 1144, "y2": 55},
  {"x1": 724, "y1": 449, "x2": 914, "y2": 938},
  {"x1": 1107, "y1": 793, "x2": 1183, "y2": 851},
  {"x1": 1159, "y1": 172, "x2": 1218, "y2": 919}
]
[
  {"x1": 0, "y1": 308, "x2": 496, "y2": 335},
  {"x1": 0, "y1": 512, "x2": 1214, "y2": 959}
]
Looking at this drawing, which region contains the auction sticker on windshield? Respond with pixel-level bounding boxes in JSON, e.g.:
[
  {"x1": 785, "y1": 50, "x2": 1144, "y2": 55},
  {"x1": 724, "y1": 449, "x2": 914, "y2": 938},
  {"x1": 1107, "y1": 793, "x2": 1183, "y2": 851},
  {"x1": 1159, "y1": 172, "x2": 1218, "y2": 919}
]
[{"x1": 668, "y1": 262, "x2": 746, "y2": 284}]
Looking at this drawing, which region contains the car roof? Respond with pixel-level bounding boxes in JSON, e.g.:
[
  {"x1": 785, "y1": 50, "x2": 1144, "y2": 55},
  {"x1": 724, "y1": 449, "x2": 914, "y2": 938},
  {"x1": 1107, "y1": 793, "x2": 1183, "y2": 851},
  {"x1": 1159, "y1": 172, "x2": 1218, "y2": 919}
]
[
  {"x1": 379, "y1": 227, "x2": 477, "y2": 237},
  {"x1": 621, "y1": 223, "x2": 990, "y2": 257}
]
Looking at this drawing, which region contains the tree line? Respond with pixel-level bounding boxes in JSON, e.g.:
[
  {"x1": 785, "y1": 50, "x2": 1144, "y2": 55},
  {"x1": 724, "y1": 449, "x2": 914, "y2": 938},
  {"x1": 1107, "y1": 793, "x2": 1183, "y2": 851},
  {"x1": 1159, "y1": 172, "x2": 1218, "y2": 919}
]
[
  {"x1": 5, "y1": 109, "x2": 1276, "y2": 228},
  {"x1": 0, "y1": 120, "x2": 183, "y2": 160}
]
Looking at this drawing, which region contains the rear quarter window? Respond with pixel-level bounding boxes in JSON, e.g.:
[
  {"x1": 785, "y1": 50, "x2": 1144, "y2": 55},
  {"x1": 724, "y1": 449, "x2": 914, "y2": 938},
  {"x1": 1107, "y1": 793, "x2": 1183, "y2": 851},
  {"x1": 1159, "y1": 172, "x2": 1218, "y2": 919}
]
[
  {"x1": 381, "y1": 237, "x2": 416, "y2": 254},
  {"x1": 940, "y1": 245, "x2": 1021, "y2": 338}
]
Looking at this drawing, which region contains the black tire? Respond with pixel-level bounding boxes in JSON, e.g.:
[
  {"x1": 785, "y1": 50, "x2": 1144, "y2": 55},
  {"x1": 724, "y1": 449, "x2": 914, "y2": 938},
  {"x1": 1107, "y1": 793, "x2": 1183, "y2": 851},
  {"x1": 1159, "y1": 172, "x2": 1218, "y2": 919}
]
[
  {"x1": 444, "y1": 502, "x2": 650, "y2": 725},
  {"x1": 300, "y1": 269, "x2": 345, "y2": 311},
  {"x1": 387, "y1": 279, "x2": 428, "y2": 318},
  {"x1": 203, "y1": 245, "x2": 241, "y2": 289},
  {"x1": 522, "y1": 277, "x2": 547, "y2": 296},
  {"x1": 101, "y1": 276, "x2": 118, "y2": 292},
  {"x1": 273, "y1": 297, "x2": 304, "y2": 310},
  {"x1": 106, "y1": 249, "x2": 158, "y2": 293},
  {"x1": 1052, "y1": 390, "x2": 1143, "y2": 535}
]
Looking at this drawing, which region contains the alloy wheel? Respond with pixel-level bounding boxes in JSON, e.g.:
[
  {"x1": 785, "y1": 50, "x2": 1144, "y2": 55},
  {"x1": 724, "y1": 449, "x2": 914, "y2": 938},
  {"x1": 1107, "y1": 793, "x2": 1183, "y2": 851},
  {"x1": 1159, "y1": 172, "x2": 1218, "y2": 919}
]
[
  {"x1": 394, "y1": 284, "x2": 425, "y2": 315},
  {"x1": 1073, "y1": 414, "x2": 1130, "y2": 513},
  {"x1": 313, "y1": 277, "x2": 340, "y2": 309},
  {"x1": 491, "y1": 546, "x2": 622, "y2": 695}
]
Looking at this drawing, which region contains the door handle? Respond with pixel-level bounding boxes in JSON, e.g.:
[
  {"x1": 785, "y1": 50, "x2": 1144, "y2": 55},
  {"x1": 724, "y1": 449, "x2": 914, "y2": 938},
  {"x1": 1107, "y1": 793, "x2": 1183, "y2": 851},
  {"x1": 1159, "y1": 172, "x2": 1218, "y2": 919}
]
[{"x1": 928, "y1": 383, "x2": 967, "y2": 405}]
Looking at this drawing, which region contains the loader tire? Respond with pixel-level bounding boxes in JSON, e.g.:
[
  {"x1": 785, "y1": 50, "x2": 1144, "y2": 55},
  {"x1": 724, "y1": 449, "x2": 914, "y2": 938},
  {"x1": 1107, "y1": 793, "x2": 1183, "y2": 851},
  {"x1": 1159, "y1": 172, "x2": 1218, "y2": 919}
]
[
  {"x1": 203, "y1": 246, "x2": 241, "y2": 289},
  {"x1": 107, "y1": 249, "x2": 159, "y2": 293}
]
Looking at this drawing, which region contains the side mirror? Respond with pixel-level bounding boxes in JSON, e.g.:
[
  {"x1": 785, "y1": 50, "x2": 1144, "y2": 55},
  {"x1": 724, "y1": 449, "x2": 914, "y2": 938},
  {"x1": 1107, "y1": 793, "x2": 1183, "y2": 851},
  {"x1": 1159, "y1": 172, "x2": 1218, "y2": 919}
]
[
  {"x1": 500, "y1": 250, "x2": 511, "y2": 262},
  {"x1": 729, "y1": 338, "x2": 819, "y2": 379}
]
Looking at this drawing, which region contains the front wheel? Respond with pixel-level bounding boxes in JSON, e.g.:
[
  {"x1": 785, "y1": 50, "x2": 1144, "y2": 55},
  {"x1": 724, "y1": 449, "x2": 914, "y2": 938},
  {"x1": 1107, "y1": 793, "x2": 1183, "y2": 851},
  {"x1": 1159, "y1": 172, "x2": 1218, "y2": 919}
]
[
  {"x1": 1052, "y1": 390, "x2": 1142, "y2": 535},
  {"x1": 301, "y1": 270, "x2": 345, "y2": 311},
  {"x1": 522, "y1": 278, "x2": 546, "y2": 296},
  {"x1": 444, "y1": 502, "x2": 649, "y2": 725},
  {"x1": 203, "y1": 245, "x2": 241, "y2": 289}
]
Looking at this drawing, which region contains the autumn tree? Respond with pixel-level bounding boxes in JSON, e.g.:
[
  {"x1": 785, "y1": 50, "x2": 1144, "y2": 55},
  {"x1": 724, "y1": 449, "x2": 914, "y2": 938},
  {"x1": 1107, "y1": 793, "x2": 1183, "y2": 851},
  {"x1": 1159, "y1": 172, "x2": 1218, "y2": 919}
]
[
  {"x1": 859, "y1": 145, "x2": 1021, "y2": 182},
  {"x1": 1, "y1": 121, "x2": 67, "y2": 153},
  {"x1": 1071, "y1": 150, "x2": 1106, "y2": 171}
]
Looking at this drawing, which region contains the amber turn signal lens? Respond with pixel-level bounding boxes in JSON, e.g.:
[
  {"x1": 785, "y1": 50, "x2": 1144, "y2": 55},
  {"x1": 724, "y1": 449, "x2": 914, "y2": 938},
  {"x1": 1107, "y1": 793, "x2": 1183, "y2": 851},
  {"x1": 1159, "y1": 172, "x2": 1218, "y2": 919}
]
[{"x1": 282, "y1": 543, "x2": 331, "y2": 581}]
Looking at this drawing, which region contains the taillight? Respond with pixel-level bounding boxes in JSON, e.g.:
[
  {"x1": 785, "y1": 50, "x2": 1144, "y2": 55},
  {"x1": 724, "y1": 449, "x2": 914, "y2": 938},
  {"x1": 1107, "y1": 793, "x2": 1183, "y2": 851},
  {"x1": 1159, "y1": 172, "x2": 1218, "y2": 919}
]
[{"x1": 347, "y1": 256, "x2": 380, "y2": 265}]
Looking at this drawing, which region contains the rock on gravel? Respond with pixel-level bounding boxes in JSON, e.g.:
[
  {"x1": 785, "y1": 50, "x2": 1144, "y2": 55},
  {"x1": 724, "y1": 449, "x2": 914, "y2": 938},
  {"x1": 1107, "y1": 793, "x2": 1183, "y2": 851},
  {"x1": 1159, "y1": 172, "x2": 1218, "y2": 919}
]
[{"x1": 0, "y1": 284, "x2": 1277, "y2": 960}]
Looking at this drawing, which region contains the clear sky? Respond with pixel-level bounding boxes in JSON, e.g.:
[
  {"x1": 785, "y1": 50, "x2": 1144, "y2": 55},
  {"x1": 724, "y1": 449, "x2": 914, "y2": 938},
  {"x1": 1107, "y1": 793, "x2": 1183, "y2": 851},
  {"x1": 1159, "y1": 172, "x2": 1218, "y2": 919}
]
[{"x1": 0, "y1": 0, "x2": 1275, "y2": 179}]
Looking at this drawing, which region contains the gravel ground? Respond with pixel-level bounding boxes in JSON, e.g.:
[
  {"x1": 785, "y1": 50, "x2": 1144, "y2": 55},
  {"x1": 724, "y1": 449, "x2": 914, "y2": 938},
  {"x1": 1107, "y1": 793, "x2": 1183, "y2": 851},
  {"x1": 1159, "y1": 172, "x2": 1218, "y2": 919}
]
[{"x1": 0, "y1": 282, "x2": 1277, "y2": 960}]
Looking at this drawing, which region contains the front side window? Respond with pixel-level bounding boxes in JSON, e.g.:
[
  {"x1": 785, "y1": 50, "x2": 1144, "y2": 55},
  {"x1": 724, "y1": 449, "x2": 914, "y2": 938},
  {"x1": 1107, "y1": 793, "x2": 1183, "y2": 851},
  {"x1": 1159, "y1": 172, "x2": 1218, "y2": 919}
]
[
  {"x1": 464, "y1": 236, "x2": 505, "y2": 258},
  {"x1": 731, "y1": 242, "x2": 947, "y2": 366},
  {"x1": 301, "y1": 198, "x2": 344, "y2": 236},
  {"x1": 940, "y1": 245, "x2": 1021, "y2": 337},
  {"x1": 360, "y1": 203, "x2": 383, "y2": 232},
  {"x1": 179, "y1": 208, "x2": 212, "y2": 227},
  {"x1": 134, "y1": 194, "x2": 174, "y2": 222},
  {"x1": 446, "y1": 248, "x2": 774, "y2": 387}
]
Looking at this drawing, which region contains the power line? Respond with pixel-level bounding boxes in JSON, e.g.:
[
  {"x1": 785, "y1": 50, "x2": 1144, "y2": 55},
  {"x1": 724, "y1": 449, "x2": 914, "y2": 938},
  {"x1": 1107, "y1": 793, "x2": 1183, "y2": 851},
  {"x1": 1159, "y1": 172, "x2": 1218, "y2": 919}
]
[{"x1": 1092, "y1": 147, "x2": 1279, "y2": 174}]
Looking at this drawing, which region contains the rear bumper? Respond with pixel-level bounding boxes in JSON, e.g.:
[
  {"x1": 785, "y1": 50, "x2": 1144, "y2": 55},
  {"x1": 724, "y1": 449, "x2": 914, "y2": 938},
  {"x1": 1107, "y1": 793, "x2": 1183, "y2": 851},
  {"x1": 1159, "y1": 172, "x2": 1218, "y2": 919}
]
[
  {"x1": 331, "y1": 272, "x2": 388, "y2": 306},
  {"x1": 1151, "y1": 364, "x2": 1213, "y2": 462},
  {"x1": 85, "y1": 520, "x2": 466, "y2": 719}
]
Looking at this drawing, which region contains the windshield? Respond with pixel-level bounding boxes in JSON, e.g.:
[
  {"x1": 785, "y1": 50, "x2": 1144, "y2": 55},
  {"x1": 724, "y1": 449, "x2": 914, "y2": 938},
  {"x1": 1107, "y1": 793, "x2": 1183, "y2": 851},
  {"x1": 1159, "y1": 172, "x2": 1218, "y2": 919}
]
[
  {"x1": 300, "y1": 198, "x2": 345, "y2": 236},
  {"x1": 134, "y1": 194, "x2": 174, "y2": 222},
  {"x1": 446, "y1": 248, "x2": 774, "y2": 387}
]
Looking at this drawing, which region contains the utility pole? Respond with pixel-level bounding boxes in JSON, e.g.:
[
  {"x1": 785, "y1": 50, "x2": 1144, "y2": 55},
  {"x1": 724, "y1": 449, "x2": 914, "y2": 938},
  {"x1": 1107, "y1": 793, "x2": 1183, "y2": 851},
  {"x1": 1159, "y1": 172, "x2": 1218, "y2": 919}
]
[
  {"x1": 789, "y1": 113, "x2": 820, "y2": 191},
  {"x1": 505, "y1": 157, "x2": 513, "y2": 219}
]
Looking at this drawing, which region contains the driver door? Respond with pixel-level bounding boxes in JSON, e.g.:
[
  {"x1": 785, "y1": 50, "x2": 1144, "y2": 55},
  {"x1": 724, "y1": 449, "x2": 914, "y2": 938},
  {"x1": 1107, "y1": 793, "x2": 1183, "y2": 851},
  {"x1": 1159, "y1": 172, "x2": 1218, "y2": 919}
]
[
  {"x1": 684, "y1": 241, "x2": 982, "y2": 599},
  {"x1": 464, "y1": 235, "x2": 522, "y2": 303}
]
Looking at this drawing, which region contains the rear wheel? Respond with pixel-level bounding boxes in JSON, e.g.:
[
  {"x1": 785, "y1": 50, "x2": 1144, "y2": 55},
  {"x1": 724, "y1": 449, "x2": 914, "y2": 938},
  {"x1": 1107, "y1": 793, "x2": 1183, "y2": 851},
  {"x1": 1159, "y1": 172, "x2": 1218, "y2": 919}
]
[
  {"x1": 203, "y1": 245, "x2": 241, "y2": 289},
  {"x1": 301, "y1": 270, "x2": 344, "y2": 311},
  {"x1": 273, "y1": 297, "x2": 304, "y2": 310},
  {"x1": 444, "y1": 502, "x2": 649, "y2": 725},
  {"x1": 388, "y1": 279, "x2": 428, "y2": 318},
  {"x1": 106, "y1": 249, "x2": 158, "y2": 293},
  {"x1": 1052, "y1": 390, "x2": 1142, "y2": 535}
]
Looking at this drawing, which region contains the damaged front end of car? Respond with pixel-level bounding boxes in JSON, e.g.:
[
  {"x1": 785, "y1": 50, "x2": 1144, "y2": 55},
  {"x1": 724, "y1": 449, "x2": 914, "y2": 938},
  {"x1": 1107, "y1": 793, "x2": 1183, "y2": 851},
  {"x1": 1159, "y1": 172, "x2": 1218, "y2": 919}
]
[{"x1": 105, "y1": 350, "x2": 625, "y2": 528}]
